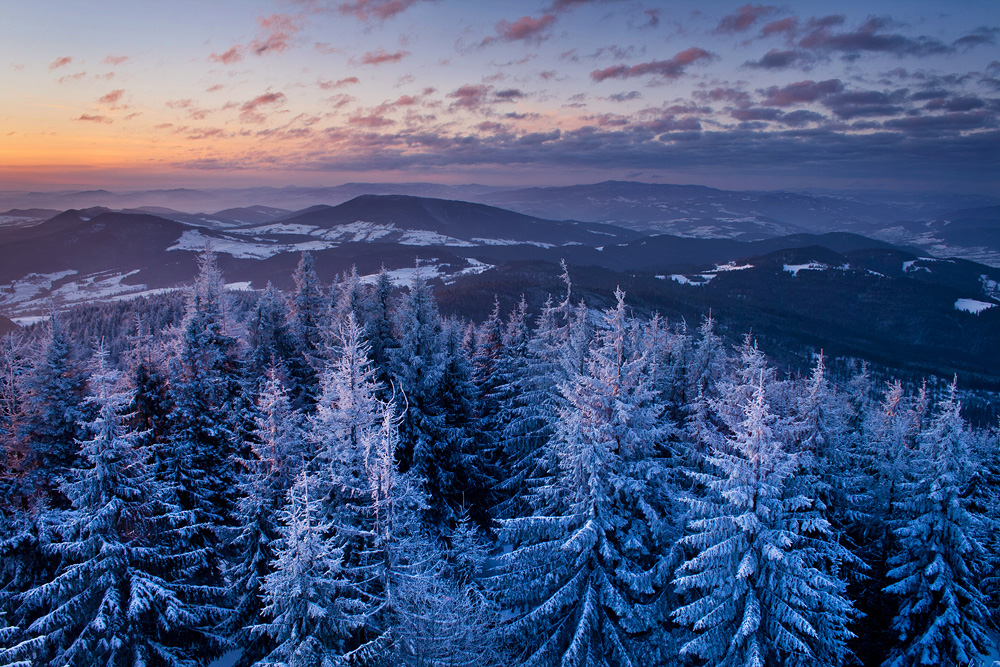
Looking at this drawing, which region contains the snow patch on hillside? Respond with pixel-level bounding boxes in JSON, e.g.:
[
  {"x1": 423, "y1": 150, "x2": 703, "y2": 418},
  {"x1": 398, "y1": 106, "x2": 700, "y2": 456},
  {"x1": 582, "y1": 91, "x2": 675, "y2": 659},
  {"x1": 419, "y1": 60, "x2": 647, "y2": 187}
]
[
  {"x1": 317, "y1": 221, "x2": 395, "y2": 242},
  {"x1": 0, "y1": 270, "x2": 178, "y2": 316},
  {"x1": 667, "y1": 274, "x2": 715, "y2": 286},
  {"x1": 980, "y1": 275, "x2": 1000, "y2": 301},
  {"x1": 234, "y1": 222, "x2": 320, "y2": 235},
  {"x1": 955, "y1": 298, "x2": 996, "y2": 314},
  {"x1": 358, "y1": 264, "x2": 446, "y2": 286},
  {"x1": 714, "y1": 261, "x2": 753, "y2": 272},
  {"x1": 0, "y1": 215, "x2": 46, "y2": 228},
  {"x1": 169, "y1": 229, "x2": 329, "y2": 259},
  {"x1": 399, "y1": 229, "x2": 476, "y2": 247},
  {"x1": 0, "y1": 270, "x2": 79, "y2": 307},
  {"x1": 784, "y1": 262, "x2": 826, "y2": 276}
]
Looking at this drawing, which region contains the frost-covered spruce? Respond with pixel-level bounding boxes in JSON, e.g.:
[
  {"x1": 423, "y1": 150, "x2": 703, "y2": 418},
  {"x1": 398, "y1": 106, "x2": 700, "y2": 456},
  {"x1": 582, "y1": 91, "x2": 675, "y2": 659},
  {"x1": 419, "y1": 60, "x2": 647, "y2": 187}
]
[
  {"x1": 389, "y1": 268, "x2": 469, "y2": 530},
  {"x1": 882, "y1": 383, "x2": 993, "y2": 667},
  {"x1": 288, "y1": 252, "x2": 325, "y2": 408},
  {"x1": 494, "y1": 289, "x2": 669, "y2": 667},
  {"x1": 257, "y1": 471, "x2": 348, "y2": 667},
  {"x1": 311, "y1": 311, "x2": 383, "y2": 493},
  {"x1": 14, "y1": 314, "x2": 90, "y2": 508},
  {"x1": 349, "y1": 400, "x2": 498, "y2": 667},
  {"x1": 222, "y1": 370, "x2": 303, "y2": 666},
  {"x1": 673, "y1": 373, "x2": 855, "y2": 667},
  {"x1": 1, "y1": 348, "x2": 222, "y2": 667},
  {"x1": 247, "y1": 283, "x2": 306, "y2": 401},
  {"x1": 162, "y1": 249, "x2": 245, "y2": 594}
]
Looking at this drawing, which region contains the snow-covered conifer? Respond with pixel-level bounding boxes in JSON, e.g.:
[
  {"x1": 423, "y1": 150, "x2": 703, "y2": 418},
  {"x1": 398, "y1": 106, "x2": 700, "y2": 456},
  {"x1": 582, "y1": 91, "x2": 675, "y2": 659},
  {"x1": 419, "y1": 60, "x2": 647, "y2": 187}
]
[
  {"x1": 14, "y1": 315, "x2": 89, "y2": 507},
  {"x1": 2, "y1": 348, "x2": 221, "y2": 667},
  {"x1": 495, "y1": 289, "x2": 669, "y2": 666},
  {"x1": 162, "y1": 249, "x2": 243, "y2": 595},
  {"x1": 882, "y1": 383, "x2": 993, "y2": 667},
  {"x1": 257, "y1": 471, "x2": 348, "y2": 667},
  {"x1": 673, "y1": 374, "x2": 855, "y2": 667},
  {"x1": 223, "y1": 370, "x2": 304, "y2": 664},
  {"x1": 289, "y1": 252, "x2": 325, "y2": 407}
]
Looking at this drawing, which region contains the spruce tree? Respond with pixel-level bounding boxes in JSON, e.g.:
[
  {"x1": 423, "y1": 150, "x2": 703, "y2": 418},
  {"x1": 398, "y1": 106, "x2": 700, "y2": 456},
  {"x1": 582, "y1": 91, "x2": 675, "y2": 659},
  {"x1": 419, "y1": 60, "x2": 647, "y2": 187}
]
[
  {"x1": 289, "y1": 252, "x2": 325, "y2": 409},
  {"x1": 494, "y1": 289, "x2": 668, "y2": 666},
  {"x1": 388, "y1": 269, "x2": 451, "y2": 528},
  {"x1": 673, "y1": 374, "x2": 855, "y2": 667},
  {"x1": 257, "y1": 472, "x2": 348, "y2": 667},
  {"x1": 14, "y1": 315, "x2": 89, "y2": 507},
  {"x1": 223, "y1": 370, "x2": 303, "y2": 666},
  {"x1": 161, "y1": 250, "x2": 242, "y2": 607},
  {"x1": 882, "y1": 383, "x2": 993, "y2": 667},
  {"x1": 1, "y1": 349, "x2": 222, "y2": 667}
]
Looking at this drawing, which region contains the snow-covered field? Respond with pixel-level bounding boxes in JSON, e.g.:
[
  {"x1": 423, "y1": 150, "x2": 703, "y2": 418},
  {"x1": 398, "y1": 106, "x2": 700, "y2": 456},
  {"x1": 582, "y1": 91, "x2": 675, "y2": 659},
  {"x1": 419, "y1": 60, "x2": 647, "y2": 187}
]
[
  {"x1": 955, "y1": 298, "x2": 996, "y2": 314},
  {"x1": 783, "y1": 262, "x2": 827, "y2": 276}
]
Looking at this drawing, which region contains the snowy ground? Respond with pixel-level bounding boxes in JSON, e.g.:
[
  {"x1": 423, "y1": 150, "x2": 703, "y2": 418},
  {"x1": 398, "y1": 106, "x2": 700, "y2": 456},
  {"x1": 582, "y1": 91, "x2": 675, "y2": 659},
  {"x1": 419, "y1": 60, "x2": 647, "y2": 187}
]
[{"x1": 955, "y1": 298, "x2": 996, "y2": 314}]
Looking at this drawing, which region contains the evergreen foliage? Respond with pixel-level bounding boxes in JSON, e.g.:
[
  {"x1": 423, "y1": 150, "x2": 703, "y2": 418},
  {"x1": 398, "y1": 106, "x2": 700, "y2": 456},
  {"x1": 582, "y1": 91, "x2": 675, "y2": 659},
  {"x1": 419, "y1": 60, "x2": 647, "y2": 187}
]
[
  {"x1": 882, "y1": 383, "x2": 992, "y2": 667},
  {"x1": 673, "y1": 373, "x2": 855, "y2": 667},
  {"x1": 1, "y1": 349, "x2": 222, "y2": 667},
  {"x1": 0, "y1": 258, "x2": 996, "y2": 667}
]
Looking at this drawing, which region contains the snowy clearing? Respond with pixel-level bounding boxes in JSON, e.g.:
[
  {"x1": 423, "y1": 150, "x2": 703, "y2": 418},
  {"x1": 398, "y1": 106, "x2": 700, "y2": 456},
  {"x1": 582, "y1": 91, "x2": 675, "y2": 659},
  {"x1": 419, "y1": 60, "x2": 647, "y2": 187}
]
[
  {"x1": 667, "y1": 274, "x2": 715, "y2": 286},
  {"x1": 714, "y1": 262, "x2": 753, "y2": 272},
  {"x1": 955, "y1": 298, "x2": 996, "y2": 314},
  {"x1": 783, "y1": 262, "x2": 827, "y2": 276},
  {"x1": 169, "y1": 229, "x2": 330, "y2": 259}
]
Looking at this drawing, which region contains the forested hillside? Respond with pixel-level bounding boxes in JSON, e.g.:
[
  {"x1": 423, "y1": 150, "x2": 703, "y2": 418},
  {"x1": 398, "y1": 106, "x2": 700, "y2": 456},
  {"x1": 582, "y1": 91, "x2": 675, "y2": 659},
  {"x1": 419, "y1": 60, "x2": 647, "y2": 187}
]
[{"x1": 0, "y1": 251, "x2": 996, "y2": 667}]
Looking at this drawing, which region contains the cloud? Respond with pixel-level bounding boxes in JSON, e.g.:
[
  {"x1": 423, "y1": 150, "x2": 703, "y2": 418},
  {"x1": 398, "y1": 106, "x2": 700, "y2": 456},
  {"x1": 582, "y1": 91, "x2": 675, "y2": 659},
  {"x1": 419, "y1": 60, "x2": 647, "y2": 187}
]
[
  {"x1": 209, "y1": 13, "x2": 303, "y2": 64},
  {"x1": 821, "y1": 89, "x2": 906, "y2": 119},
  {"x1": 389, "y1": 94, "x2": 419, "y2": 106},
  {"x1": 715, "y1": 4, "x2": 779, "y2": 34},
  {"x1": 319, "y1": 76, "x2": 360, "y2": 89},
  {"x1": 167, "y1": 98, "x2": 212, "y2": 120},
  {"x1": 76, "y1": 114, "x2": 112, "y2": 124},
  {"x1": 924, "y1": 96, "x2": 986, "y2": 112},
  {"x1": 250, "y1": 14, "x2": 302, "y2": 55},
  {"x1": 447, "y1": 84, "x2": 492, "y2": 110},
  {"x1": 780, "y1": 109, "x2": 826, "y2": 126},
  {"x1": 102, "y1": 55, "x2": 129, "y2": 66},
  {"x1": 760, "y1": 17, "x2": 797, "y2": 37},
  {"x1": 98, "y1": 89, "x2": 126, "y2": 108},
  {"x1": 240, "y1": 91, "x2": 287, "y2": 122},
  {"x1": 58, "y1": 72, "x2": 87, "y2": 84},
  {"x1": 206, "y1": 84, "x2": 225, "y2": 93},
  {"x1": 210, "y1": 45, "x2": 244, "y2": 64},
  {"x1": 760, "y1": 79, "x2": 843, "y2": 106},
  {"x1": 49, "y1": 56, "x2": 73, "y2": 70},
  {"x1": 884, "y1": 111, "x2": 996, "y2": 134},
  {"x1": 609, "y1": 91, "x2": 641, "y2": 102},
  {"x1": 315, "y1": 42, "x2": 341, "y2": 55},
  {"x1": 694, "y1": 86, "x2": 752, "y2": 108},
  {"x1": 481, "y1": 14, "x2": 558, "y2": 47},
  {"x1": 953, "y1": 27, "x2": 999, "y2": 49},
  {"x1": 590, "y1": 47, "x2": 716, "y2": 81},
  {"x1": 744, "y1": 49, "x2": 816, "y2": 70},
  {"x1": 359, "y1": 49, "x2": 409, "y2": 65},
  {"x1": 494, "y1": 88, "x2": 525, "y2": 101},
  {"x1": 337, "y1": 0, "x2": 435, "y2": 21},
  {"x1": 731, "y1": 107, "x2": 784, "y2": 122},
  {"x1": 327, "y1": 94, "x2": 356, "y2": 109},
  {"x1": 798, "y1": 15, "x2": 953, "y2": 58},
  {"x1": 348, "y1": 113, "x2": 395, "y2": 128}
]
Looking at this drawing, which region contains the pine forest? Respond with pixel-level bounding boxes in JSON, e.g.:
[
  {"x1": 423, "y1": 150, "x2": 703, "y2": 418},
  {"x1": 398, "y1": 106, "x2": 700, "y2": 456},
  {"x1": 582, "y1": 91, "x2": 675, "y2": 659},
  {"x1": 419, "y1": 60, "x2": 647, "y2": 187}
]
[{"x1": 1, "y1": 250, "x2": 997, "y2": 667}]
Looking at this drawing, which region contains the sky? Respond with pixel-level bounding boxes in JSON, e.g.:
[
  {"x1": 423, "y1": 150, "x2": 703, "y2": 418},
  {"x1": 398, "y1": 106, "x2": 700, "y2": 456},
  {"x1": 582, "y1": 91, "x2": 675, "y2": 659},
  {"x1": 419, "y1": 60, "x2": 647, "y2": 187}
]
[{"x1": 1, "y1": 0, "x2": 998, "y2": 193}]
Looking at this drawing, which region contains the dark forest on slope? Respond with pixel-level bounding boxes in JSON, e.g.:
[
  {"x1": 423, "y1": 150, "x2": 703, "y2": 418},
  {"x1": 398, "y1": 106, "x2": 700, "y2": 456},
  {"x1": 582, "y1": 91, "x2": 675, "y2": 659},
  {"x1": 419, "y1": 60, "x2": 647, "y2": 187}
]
[{"x1": 0, "y1": 250, "x2": 997, "y2": 667}]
